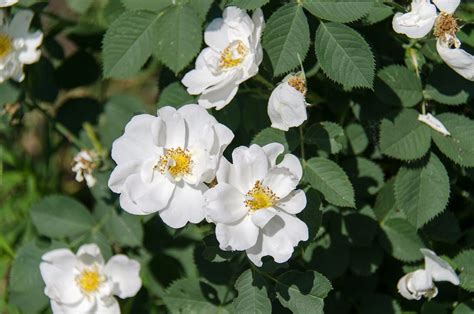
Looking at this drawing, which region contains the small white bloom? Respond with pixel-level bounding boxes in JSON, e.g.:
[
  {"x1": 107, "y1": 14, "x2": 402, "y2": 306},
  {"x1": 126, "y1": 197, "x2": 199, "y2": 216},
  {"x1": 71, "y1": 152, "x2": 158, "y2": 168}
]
[
  {"x1": 268, "y1": 73, "x2": 308, "y2": 131},
  {"x1": 40, "y1": 244, "x2": 142, "y2": 314},
  {"x1": 204, "y1": 143, "x2": 308, "y2": 266},
  {"x1": 418, "y1": 113, "x2": 450, "y2": 136},
  {"x1": 0, "y1": 0, "x2": 18, "y2": 7},
  {"x1": 182, "y1": 6, "x2": 264, "y2": 110},
  {"x1": 0, "y1": 10, "x2": 43, "y2": 83},
  {"x1": 397, "y1": 248, "x2": 459, "y2": 300},
  {"x1": 72, "y1": 150, "x2": 99, "y2": 187},
  {"x1": 392, "y1": 0, "x2": 473, "y2": 81},
  {"x1": 108, "y1": 104, "x2": 234, "y2": 228}
]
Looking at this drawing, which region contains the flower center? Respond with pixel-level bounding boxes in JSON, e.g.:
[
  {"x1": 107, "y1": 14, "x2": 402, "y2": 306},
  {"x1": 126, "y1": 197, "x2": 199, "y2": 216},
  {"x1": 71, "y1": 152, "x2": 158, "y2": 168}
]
[
  {"x1": 287, "y1": 75, "x2": 307, "y2": 95},
  {"x1": 0, "y1": 33, "x2": 12, "y2": 59},
  {"x1": 76, "y1": 267, "x2": 102, "y2": 294},
  {"x1": 159, "y1": 147, "x2": 192, "y2": 178},
  {"x1": 245, "y1": 181, "x2": 278, "y2": 211},
  {"x1": 219, "y1": 40, "x2": 248, "y2": 69},
  {"x1": 434, "y1": 13, "x2": 459, "y2": 45}
]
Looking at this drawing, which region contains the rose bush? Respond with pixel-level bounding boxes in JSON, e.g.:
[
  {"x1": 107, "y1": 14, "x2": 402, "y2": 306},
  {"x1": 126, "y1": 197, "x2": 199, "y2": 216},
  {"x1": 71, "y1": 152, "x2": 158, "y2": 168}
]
[{"x1": 1, "y1": 0, "x2": 474, "y2": 313}]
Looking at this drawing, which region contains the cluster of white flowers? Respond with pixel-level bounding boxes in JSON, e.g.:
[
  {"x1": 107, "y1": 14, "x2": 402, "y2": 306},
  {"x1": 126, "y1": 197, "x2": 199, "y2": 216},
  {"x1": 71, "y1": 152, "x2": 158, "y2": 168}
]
[
  {"x1": 397, "y1": 249, "x2": 459, "y2": 300},
  {"x1": 0, "y1": 9, "x2": 43, "y2": 82},
  {"x1": 72, "y1": 150, "x2": 99, "y2": 187},
  {"x1": 40, "y1": 244, "x2": 141, "y2": 314},
  {"x1": 393, "y1": 0, "x2": 473, "y2": 81}
]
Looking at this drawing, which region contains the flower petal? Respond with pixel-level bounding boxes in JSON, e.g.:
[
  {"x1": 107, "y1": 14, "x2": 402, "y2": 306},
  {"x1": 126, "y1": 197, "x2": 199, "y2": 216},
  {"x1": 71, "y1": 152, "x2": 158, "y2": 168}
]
[
  {"x1": 198, "y1": 73, "x2": 239, "y2": 110},
  {"x1": 108, "y1": 160, "x2": 142, "y2": 193},
  {"x1": 215, "y1": 215, "x2": 259, "y2": 251},
  {"x1": 231, "y1": 145, "x2": 269, "y2": 193},
  {"x1": 262, "y1": 143, "x2": 284, "y2": 167},
  {"x1": 436, "y1": 39, "x2": 474, "y2": 81},
  {"x1": 251, "y1": 207, "x2": 276, "y2": 228},
  {"x1": 392, "y1": 0, "x2": 437, "y2": 39},
  {"x1": 432, "y1": 0, "x2": 460, "y2": 14},
  {"x1": 418, "y1": 113, "x2": 450, "y2": 136},
  {"x1": 204, "y1": 17, "x2": 229, "y2": 51},
  {"x1": 158, "y1": 182, "x2": 206, "y2": 228},
  {"x1": 96, "y1": 297, "x2": 120, "y2": 314},
  {"x1": 204, "y1": 182, "x2": 247, "y2": 224},
  {"x1": 397, "y1": 273, "x2": 420, "y2": 300},
  {"x1": 104, "y1": 255, "x2": 142, "y2": 299},
  {"x1": 421, "y1": 248, "x2": 460, "y2": 285},
  {"x1": 158, "y1": 107, "x2": 187, "y2": 148},
  {"x1": 278, "y1": 154, "x2": 302, "y2": 181},
  {"x1": 277, "y1": 190, "x2": 307, "y2": 214},
  {"x1": 262, "y1": 167, "x2": 298, "y2": 199},
  {"x1": 77, "y1": 243, "x2": 104, "y2": 266},
  {"x1": 182, "y1": 49, "x2": 224, "y2": 95}
]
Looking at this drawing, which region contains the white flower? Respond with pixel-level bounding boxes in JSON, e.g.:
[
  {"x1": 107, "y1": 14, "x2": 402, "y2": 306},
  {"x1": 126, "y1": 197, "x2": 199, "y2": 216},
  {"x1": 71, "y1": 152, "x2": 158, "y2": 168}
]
[
  {"x1": 0, "y1": 0, "x2": 18, "y2": 7},
  {"x1": 397, "y1": 248, "x2": 459, "y2": 300},
  {"x1": 204, "y1": 143, "x2": 308, "y2": 266},
  {"x1": 40, "y1": 244, "x2": 141, "y2": 314},
  {"x1": 182, "y1": 6, "x2": 264, "y2": 110},
  {"x1": 72, "y1": 150, "x2": 99, "y2": 187},
  {"x1": 418, "y1": 113, "x2": 450, "y2": 136},
  {"x1": 392, "y1": 0, "x2": 473, "y2": 81},
  {"x1": 0, "y1": 10, "x2": 42, "y2": 83},
  {"x1": 268, "y1": 73, "x2": 308, "y2": 131},
  {"x1": 108, "y1": 105, "x2": 234, "y2": 228}
]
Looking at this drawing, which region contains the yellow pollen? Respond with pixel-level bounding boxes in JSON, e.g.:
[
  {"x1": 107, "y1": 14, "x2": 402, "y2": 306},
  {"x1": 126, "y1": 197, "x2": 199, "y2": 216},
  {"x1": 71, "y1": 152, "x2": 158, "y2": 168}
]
[
  {"x1": 0, "y1": 33, "x2": 12, "y2": 59},
  {"x1": 159, "y1": 147, "x2": 192, "y2": 178},
  {"x1": 287, "y1": 75, "x2": 307, "y2": 95},
  {"x1": 76, "y1": 268, "x2": 102, "y2": 294},
  {"x1": 434, "y1": 13, "x2": 459, "y2": 45},
  {"x1": 220, "y1": 40, "x2": 248, "y2": 69},
  {"x1": 245, "y1": 181, "x2": 278, "y2": 211}
]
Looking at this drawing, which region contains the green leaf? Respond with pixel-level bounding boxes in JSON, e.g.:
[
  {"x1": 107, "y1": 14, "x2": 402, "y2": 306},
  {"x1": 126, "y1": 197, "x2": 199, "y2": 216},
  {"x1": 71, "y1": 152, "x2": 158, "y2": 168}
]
[
  {"x1": 454, "y1": 301, "x2": 474, "y2": 314},
  {"x1": 345, "y1": 123, "x2": 369, "y2": 154},
  {"x1": 103, "y1": 11, "x2": 161, "y2": 78},
  {"x1": 188, "y1": 0, "x2": 214, "y2": 21},
  {"x1": 276, "y1": 270, "x2": 332, "y2": 314},
  {"x1": 262, "y1": 3, "x2": 310, "y2": 76},
  {"x1": 425, "y1": 65, "x2": 474, "y2": 105},
  {"x1": 342, "y1": 157, "x2": 384, "y2": 197},
  {"x1": 65, "y1": 0, "x2": 94, "y2": 13},
  {"x1": 431, "y1": 113, "x2": 474, "y2": 168},
  {"x1": 303, "y1": 0, "x2": 374, "y2": 23},
  {"x1": 154, "y1": 5, "x2": 202, "y2": 73},
  {"x1": 108, "y1": 211, "x2": 144, "y2": 247},
  {"x1": 157, "y1": 82, "x2": 195, "y2": 108},
  {"x1": 374, "y1": 65, "x2": 423, "y2": 108},
  {"x1": 0, "y1": 82, "x2": 20, "y2": 108},
  {"x1": 30, "y1": 195, "x2": 94, "y2": 238},
  {"x1": 379, "y1": 109, "x2": 431, "y2": 161},
  {"x1": 163, "y1": 278, "x2": 231, "y2": 313},
  {"x1": 315, "y1": 22, "x2": 375, "y2": 89},
  {"x1": 395, "y1": 154, "x2": 450, "y2": 228},
  {"x1": 380, "y1": 218, "x2": 424, "y2": 262},
  {"x1": 121, "y1": 0, "x2": 173, "y2": 12},
  {"x1": 305, "y1": 157, "x2": 355, "y2": 207},
  {"x1": 233, "y1": 270, "x2": 272, "y2": 313},
  {"x1": 9, "y1": 241, "x2": 66, "y2": 313},
  {"x1": 454, "y1": 250, "x2": 474, "y2": 292},
  {"x1": 227, "y1": 0, "x2": 269, "y2": 10},
  {"x1": 305, "y1": 122, "x2": 345, "y2": 154},
  {"x1": 374, "y1": 178, "x2": 399, "y2": 222},
  {"x1": 361, "y1": 0, "x2": 393, "y2": 25},
  {"x1": 252, "y1": 127, "x2": 293, "y2": 153},
  {"x1": 423, "y1": 211, "x2": 461, "y2": 244}
]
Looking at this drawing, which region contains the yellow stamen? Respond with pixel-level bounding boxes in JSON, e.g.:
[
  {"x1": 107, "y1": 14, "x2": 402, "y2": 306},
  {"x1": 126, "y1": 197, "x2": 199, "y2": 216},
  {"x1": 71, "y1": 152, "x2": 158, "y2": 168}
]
[
  {"x1": 0, "y1": 33, "x2": 12, "y2": 59},
  {"x1": 159, "y1": 147, "x2": 192, "y2": 178},
  {"x1": 287, "y1": 75, "x2": 307, "y2": 95},
  {"x1": 434, "y1": 13, "x2": 459, "y2": 46},
  {"x1": 220, "y1": 40, "x2": 248, "y2": 69},
  {"x1": 245, "y1": 181, "x2": 278, "y2": 211},
  {"x1": 76, "y1": 267, "x2": 102, "y2": 294}
]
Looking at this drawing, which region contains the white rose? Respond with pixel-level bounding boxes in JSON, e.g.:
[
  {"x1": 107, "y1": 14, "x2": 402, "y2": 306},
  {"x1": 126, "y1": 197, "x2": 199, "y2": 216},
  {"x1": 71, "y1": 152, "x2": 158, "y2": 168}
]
[
  {"x1": 40, "y1": 244, "x2": 141, "y2": 314},
  {"x1": 268, "y1": 73, "x2": 308, "y2": 131},
  {"x1": 182, "y1": 6, "x2": 264, "y2": 110},
  {"x1": 0, "y1": 0, "x2": 18, "y2": 7},
  {"x1": 397, "y1": 248, "x2": 459, "y2": 300},
  {"x1": 392, "y1": 0, "x2": 473, "y2": 81},
  {"x1": 204, "y1": 143, "x2": 308, "y2": 266},
  {"x1": 0, "y1": 10, "x2": 43, "y2": 82},
  {"x1": 108, "y1": 104, "x2": 234, "y2": 228}
]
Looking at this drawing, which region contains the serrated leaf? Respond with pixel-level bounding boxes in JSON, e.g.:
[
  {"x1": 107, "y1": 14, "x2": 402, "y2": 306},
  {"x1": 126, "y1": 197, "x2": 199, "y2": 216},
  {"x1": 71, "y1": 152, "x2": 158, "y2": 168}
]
[
  {"x1": 154, "y1": 5, "x2": 202, "y2": 73},
  {"x1": 342, "y1": 157, "x2": 384, "y2": 197},
  {"x1": 188, "y1": 0, "x2": 214, "y2": 21},
  {"x1": 431, "y1": 113, "x2": 474, "y2": 168},
  {"x1": 30, "y1": 195, "x2": 94, "y2": 238},
  {"x1": 233, "y1": 270, "x2": 271, "y2": 313},
  {"x1": 262, "y1": 3, "x2": 310, "y2": 76},
  {"x1": 103, "y1": 11, "x2": 162, "y2": 78},
  {"x1": 303, "y1": 0, "x2": 374, "y2": 23},
  {"x1": 395, "y1": 153, "x2": 450, "y2": 229},
  {"x1": 375, "y1": 65, "x2": 423, "y2": 108},
  {"x1": 276, "y1": 271, "x2": 332, "y2": 314},
  {"x1": 157, "y1": 82, "x2": 195, "y2": 108},
  {"x1": 454, "y1": 250, "x2": 474, "y2": 292},
  {"x1": 305, "y1": 121, "x2": 345, "y2": 154},
  {"x1": 345, "y1": 123, "x2": 369, "y2": 154},
  {"x1": 305, "y1": 157, "x2": 355, "y2": 207},
  {"x1": 361, "y1": 0, "x2": 393, "y2": 25},
  {"x1": 315, "y1": 22, "x2": 375, "y2": 89},
  {"x1": 121, "y1": 0, "x2": 173, "y2": 12},
  {"x1": 379, "y1": 109, "x2": 431, "y2": 161},
  {"x1": 380, "y1": 218, "x2": 424, "y2": 262},
  {"x1": 227, "y1": 0, "x2": 269, "y2": 10},
  {"x1": 374, "y1": 178, "x2": 400, "y2": 222}
]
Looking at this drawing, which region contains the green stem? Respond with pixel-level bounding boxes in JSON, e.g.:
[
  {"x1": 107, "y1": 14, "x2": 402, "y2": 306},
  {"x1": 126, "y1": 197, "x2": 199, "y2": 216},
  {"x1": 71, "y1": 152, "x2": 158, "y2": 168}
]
[
  {"x1": 253, "y1": 74, "x2": 274, "y2": 90},
  {"x1": 83, "y1": 122, "x2": 105, "y2": 157},
  {"x1": 305, "y1": 62, "x2": 320, "y2": 78},
  {"x1": 299, "y1": 126, "x2": 306, "y2": 162}
]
